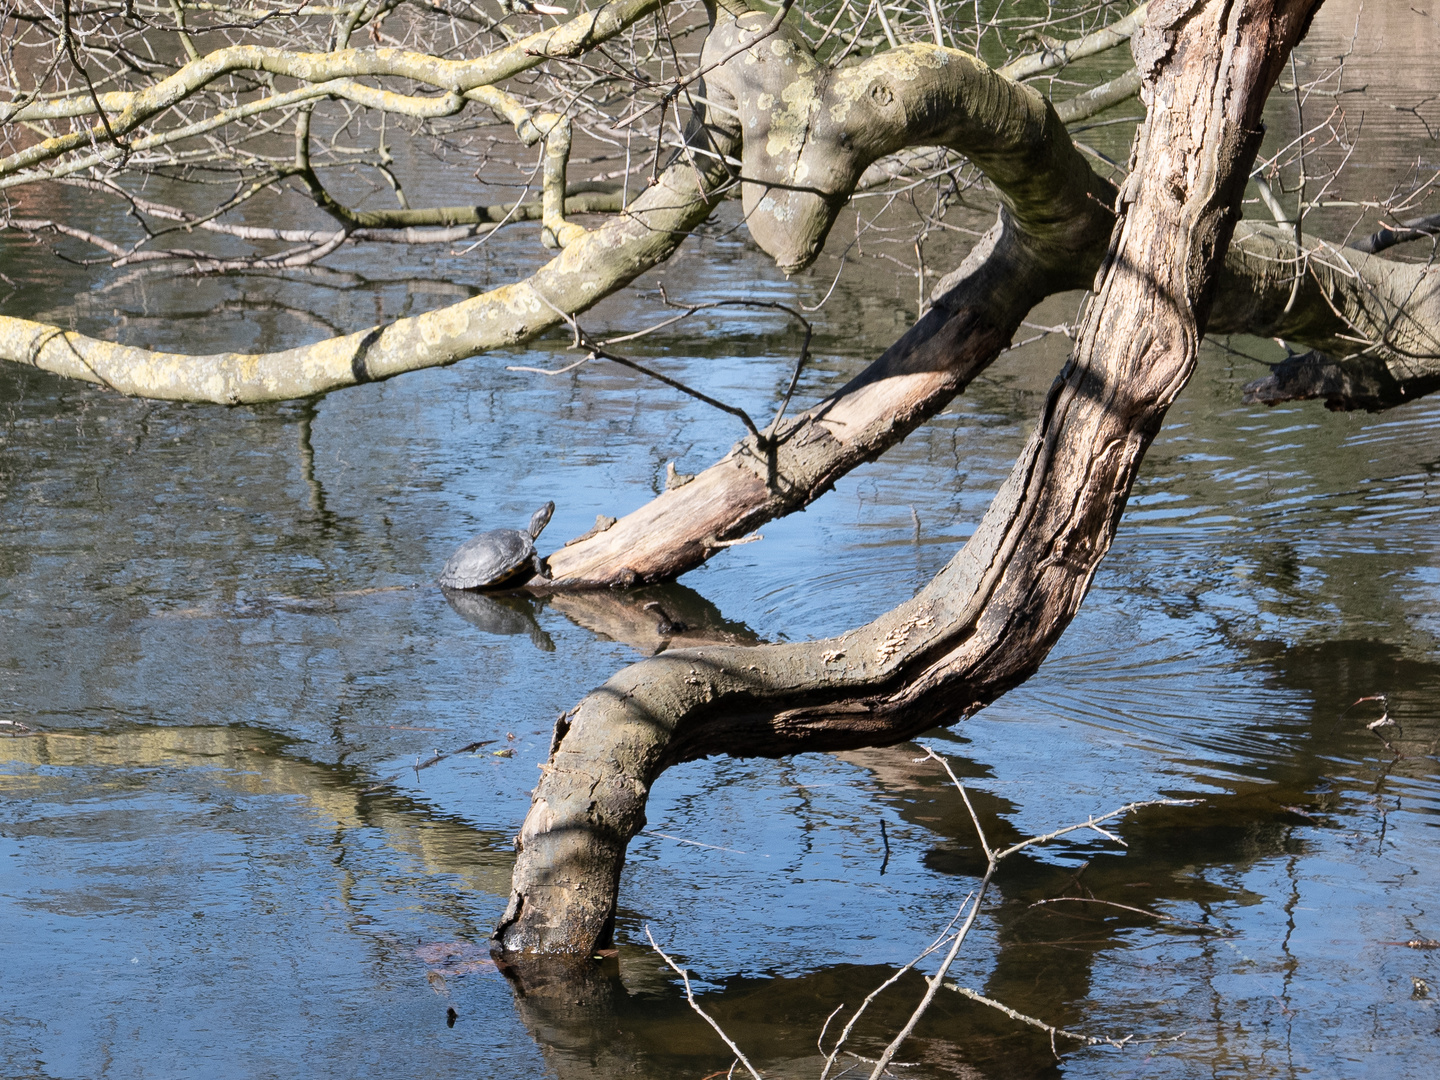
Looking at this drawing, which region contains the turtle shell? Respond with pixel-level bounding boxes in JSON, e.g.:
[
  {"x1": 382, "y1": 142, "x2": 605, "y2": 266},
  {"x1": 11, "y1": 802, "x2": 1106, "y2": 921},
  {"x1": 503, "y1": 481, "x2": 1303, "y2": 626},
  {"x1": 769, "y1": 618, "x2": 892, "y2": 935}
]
[{"x1": 438, "y1": 528, "x2": 536, "y2": 590}]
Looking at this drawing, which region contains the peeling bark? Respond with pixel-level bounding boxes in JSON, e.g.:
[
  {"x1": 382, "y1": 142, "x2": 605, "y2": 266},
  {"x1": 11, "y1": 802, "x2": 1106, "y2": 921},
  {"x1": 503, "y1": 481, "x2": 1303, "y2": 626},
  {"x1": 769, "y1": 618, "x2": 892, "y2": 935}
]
[{"x1": 493, "y1": 0, "x2": 1322, "y2": 962}]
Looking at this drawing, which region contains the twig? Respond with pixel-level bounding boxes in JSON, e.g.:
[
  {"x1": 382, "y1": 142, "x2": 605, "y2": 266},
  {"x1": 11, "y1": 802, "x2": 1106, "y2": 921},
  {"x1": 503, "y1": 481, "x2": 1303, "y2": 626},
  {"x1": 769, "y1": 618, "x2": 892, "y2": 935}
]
[
  {"x1": 1026, "y1": 896, "x2": 1235, "y2": 935},
  {"x1": 653, "y1": 287, "x2": 814, "y2": 443},
  {"x1": 360, "y1": 738, "x2": 495, "y2": 793},
  {"x1": 946, "y1": 985, "x2": 1130, "y2": 1055},
  {"x1": 506, "y1": 355, "x2": 592, "y2": 376},
  {"x1": 523, "y1": 288, "x2": 765, "y2": 438},
  {"x1": 705, "y1": 532, "x2": 764, "y2": 549},
  {"x1": 640, "y1": 830, "x2": 768, "y2": 857},
  {"x1": 818, "y1": 906, "x2": 969, "y2": 1080},
  {"x1": 598, "y1": 348, "x2": 763, "y2": 439},
  {"x1": 860, "y1": 746, "x2": 1197, "y2": 1077},
  {"x1": 645, "y1": 927, "x2": 764, "y2": 1080}
]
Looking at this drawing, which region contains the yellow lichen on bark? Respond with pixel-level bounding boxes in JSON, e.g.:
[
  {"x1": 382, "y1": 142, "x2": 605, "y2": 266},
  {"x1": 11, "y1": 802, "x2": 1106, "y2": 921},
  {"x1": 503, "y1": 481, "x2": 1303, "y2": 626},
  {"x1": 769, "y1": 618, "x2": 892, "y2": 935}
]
[{"x1": 0, "y1": 150, "x2": 728, "y2": 402}]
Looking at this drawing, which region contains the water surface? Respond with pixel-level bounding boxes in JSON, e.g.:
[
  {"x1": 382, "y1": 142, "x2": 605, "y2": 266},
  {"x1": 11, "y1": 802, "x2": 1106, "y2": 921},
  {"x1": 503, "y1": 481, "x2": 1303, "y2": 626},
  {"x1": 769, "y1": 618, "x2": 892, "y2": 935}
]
[{"x1": 3, "y1": 3, "x2": 1440, "y2": 1077}]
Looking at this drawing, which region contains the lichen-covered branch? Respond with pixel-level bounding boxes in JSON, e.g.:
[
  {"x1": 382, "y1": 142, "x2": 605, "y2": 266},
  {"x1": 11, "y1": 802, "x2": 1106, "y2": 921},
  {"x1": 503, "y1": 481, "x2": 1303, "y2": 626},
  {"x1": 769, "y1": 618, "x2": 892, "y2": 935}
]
[
  {"x1": 702, "y1": 10, "x2": 1126, "y2": 275},
  {"x1": 0, "y1": 143, "x2": 728, "y2": 400}
]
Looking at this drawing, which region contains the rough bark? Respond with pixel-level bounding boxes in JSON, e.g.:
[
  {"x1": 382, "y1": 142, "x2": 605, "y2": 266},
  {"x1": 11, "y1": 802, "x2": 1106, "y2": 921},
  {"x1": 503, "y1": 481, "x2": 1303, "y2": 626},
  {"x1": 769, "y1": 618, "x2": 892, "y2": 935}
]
[
  {"x1": 492, "y1": 0, "x2": 1321, "y2": 962},
  {"x1": 702, "y1": 2, "x2": 1121, "y2": 276},
  {"x1": 530, "y1": 7, "x2": 1436, "y2": 590}
]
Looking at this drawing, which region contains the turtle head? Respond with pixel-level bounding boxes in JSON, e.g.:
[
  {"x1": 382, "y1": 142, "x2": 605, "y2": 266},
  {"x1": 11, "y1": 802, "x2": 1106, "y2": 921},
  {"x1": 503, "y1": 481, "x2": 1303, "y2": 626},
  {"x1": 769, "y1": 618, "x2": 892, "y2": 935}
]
[{"x1": 528, "y1": 501, "x2": 556, "y2": 539}]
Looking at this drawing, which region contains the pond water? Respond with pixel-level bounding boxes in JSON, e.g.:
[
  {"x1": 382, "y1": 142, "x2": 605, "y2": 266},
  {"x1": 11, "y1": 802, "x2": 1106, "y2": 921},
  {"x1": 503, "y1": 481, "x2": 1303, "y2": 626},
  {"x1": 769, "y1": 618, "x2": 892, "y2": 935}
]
[{"x1": 2, "y1": 3, "x2": 1439, "y2": 1078}]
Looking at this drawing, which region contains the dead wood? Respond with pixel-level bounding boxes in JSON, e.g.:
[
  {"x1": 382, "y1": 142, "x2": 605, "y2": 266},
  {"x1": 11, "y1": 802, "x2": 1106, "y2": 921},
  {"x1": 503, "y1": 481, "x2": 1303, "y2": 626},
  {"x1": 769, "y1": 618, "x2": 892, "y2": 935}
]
[
  {"x1": 492, "y1": 0, "x2": 1322, "y2": 962},
  {"x1": 536, "y1": 5, "x2": 1435, "y2": 590}
]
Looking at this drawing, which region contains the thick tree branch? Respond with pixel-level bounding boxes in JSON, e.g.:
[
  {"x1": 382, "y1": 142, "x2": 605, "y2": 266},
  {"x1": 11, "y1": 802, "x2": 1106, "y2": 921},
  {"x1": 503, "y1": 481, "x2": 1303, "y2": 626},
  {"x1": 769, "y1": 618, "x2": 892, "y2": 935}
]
[{"x1": 492, "y1": 0, "x2": 1321, "y2": 962}]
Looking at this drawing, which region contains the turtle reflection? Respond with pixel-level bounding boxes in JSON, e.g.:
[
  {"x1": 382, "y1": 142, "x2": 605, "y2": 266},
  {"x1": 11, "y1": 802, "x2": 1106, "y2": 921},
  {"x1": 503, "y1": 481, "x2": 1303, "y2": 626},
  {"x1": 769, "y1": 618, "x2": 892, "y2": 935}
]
[{"x1": 442, "y1": 587, "x2": 555, "y2": 651}]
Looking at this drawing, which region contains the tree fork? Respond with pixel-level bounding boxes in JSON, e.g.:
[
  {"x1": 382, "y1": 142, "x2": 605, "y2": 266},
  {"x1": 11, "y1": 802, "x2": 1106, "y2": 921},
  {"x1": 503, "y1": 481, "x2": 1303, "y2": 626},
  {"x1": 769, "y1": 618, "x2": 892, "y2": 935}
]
[{"x1": 492, "y1": 0, "x2": 1323, "y2": 964}]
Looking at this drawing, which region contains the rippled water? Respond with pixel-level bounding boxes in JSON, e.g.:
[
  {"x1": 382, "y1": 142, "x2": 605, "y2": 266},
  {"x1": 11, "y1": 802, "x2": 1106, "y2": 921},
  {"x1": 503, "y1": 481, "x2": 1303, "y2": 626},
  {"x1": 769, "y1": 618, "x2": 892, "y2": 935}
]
[{"x1": 4, "y1": 2, "x2": 1440, "y2": 1077}]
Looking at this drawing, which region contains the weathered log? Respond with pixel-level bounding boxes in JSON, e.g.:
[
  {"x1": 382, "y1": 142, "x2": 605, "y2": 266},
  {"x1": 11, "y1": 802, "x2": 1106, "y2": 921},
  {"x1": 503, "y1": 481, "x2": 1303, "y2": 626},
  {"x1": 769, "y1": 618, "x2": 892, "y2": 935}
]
[
  {"x1": 541, "y1": 212, "x2": 1438, "y2": 588},
  {"x1": 492, "y1": 0, "x2": 1322, "y2": 961},
  {"x1": 1218, "y1": 222, "x2": 1440, "y2": 410}
]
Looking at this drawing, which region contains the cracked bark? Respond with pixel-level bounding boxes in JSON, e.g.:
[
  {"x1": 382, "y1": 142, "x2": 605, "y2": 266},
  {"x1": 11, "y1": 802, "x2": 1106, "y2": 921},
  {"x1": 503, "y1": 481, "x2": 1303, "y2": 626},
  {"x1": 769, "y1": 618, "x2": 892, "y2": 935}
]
[{"x1": 492, "y1": 0, "x2": 1323, "y2": 964}]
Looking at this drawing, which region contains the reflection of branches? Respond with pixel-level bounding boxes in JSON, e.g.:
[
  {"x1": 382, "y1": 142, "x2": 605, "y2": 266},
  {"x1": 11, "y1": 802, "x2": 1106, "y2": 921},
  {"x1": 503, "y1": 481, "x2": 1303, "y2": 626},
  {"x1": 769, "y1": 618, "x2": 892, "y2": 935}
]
[
  {"x1": 860, "y1": 749, "x2": 1193, "y2": 1078},
  {"x1": 639, "y1": 747, "x2": 1195, "y2": 1077},
  {"x1": 645, "y1": 926, "x2": 764, "y2": 1080}
]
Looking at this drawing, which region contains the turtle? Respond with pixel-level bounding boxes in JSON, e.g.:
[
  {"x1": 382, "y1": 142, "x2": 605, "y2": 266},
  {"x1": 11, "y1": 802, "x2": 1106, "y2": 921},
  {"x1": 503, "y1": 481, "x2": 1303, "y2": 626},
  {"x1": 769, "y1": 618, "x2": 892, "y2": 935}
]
[{"x1": 438, "y1": 501, "x2": 554, "y2": 590}]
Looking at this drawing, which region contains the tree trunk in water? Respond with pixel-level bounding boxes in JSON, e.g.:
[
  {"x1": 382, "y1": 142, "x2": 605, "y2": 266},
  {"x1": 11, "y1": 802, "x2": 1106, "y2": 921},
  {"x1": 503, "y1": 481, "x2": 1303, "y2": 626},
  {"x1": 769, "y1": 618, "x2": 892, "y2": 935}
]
[{"x1": 492, "y1": 0, "x2": 1324, "y2": 965}]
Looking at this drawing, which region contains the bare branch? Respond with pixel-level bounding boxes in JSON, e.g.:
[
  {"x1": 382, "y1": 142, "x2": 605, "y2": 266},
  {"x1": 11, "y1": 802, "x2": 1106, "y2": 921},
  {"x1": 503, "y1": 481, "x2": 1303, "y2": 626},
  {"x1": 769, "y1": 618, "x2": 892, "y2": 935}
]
[{"x1": 644, "y1": 927, "x2": 764, "y2": 1080}]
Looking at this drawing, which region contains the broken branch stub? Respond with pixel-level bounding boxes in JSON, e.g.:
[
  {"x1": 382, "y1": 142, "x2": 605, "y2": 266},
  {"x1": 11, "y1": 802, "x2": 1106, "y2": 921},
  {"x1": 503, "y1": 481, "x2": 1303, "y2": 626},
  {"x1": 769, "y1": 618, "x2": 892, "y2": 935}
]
[{"x1": 492, "y1": 0, "x2": 1323, "y2": 962}]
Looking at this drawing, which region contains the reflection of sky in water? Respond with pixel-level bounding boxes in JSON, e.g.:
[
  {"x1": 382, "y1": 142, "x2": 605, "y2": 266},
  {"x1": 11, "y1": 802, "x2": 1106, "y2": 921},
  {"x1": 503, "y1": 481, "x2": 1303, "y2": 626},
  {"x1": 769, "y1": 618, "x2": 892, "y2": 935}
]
[{"x1": 3, "y1": 2, "x2": 1440, "y2": 1076}]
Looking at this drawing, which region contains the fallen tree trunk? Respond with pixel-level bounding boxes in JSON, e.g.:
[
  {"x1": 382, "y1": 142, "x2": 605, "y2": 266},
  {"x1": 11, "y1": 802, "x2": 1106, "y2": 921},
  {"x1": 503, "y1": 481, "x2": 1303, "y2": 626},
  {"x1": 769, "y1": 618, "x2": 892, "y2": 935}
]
[
  {"x1": 1241, "y1": 349, "x2": 1440, "y2": 410},
  {"x1": 539, "y1": 212, "x2": 1436, "y2": 587},
  {"x1": 492, "y1": 0, "x2": 1321, "y2": 962}
]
